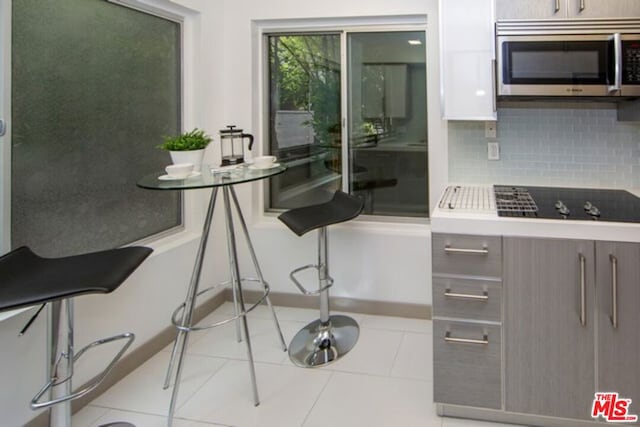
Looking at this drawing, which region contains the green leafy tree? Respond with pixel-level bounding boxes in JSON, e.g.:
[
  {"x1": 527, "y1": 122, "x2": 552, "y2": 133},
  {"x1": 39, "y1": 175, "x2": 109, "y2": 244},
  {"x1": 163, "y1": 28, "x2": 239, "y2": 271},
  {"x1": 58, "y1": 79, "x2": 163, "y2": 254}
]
[{"x1": 269, "y1": 35, "x2": 341, "y2": 144}]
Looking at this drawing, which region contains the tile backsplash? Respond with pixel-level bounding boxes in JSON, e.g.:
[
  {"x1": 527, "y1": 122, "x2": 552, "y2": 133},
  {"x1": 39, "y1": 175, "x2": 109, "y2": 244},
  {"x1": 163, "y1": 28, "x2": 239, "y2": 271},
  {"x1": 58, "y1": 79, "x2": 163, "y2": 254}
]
[{"x1": 448, "y1": 103, "x2": 640, "y2": 189}]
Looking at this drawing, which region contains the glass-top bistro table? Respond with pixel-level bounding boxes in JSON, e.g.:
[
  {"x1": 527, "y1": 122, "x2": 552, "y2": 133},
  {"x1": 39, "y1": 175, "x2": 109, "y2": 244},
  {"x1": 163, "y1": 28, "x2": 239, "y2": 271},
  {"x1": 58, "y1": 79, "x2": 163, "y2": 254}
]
[{"x1": 137, "y1": 164, "x2": 288, "y2": 427}]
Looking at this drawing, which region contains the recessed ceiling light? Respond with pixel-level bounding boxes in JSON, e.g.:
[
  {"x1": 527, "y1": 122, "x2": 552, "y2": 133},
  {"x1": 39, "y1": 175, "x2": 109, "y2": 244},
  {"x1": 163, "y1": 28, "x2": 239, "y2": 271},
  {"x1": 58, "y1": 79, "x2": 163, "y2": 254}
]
[{"x1": 408, "y1": 40, "x2": 422, "y2": 45}]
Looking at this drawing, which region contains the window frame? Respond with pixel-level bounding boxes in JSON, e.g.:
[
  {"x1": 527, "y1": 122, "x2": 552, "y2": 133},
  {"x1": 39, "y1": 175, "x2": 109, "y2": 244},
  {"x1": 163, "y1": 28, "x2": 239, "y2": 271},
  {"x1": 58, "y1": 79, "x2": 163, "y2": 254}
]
[{"x1": 257, "y1": 17, "x2": 429, "y2": 224}]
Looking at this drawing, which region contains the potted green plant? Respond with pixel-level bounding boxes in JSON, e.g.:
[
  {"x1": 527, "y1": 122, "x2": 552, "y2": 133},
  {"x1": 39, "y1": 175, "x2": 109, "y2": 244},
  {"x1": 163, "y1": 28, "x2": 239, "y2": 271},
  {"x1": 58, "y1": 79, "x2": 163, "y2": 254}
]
[{"x1": 158, "y1": 128, "x2": 212, "y2": 169}]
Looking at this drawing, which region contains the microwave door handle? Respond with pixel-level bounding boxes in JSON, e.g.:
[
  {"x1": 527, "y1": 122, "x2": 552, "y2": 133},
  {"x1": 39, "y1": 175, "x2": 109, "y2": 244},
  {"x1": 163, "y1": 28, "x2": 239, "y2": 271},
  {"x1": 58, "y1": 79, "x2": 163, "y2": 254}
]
[{"x1": 609, "y1": 33, "x2": 622, "y2": 94}]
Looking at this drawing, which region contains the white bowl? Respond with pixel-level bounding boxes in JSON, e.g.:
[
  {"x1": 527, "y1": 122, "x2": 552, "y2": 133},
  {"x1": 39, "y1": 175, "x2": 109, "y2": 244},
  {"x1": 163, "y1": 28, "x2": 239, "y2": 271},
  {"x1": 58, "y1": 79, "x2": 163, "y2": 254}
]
[
  {"x1": 252, "y1": 155, "x2": 276, "y2": 168},
  {"x1": 165, "y1": 163, "x2": 194, "y2": 179}
]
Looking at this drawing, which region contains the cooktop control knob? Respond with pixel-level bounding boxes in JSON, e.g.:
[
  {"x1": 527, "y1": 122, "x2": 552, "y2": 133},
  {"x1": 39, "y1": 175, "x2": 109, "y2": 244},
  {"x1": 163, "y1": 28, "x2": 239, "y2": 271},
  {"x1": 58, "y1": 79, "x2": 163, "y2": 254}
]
[
  {"x1": 587, "y1": 205, "x2": 601, "y2": 218},
  {"x1": 555, "y1": 200, "x2": 570, "y2": 217},
  {"x1": 584, "y1": 201, "x2": 593, "y2": 211}
]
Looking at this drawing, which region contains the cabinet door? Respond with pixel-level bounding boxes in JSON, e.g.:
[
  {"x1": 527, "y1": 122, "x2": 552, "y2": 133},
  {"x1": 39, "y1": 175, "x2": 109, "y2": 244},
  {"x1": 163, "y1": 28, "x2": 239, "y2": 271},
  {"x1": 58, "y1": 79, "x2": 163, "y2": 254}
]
[
  {"x1": 596, "y1": 241, "x2": 640, "y2": 414},
  {"x1": 440, "y1": 0, "x2": 497, "y2": 120},
  {"x1": 567, "y1": 0, "x2": 640, "y2": 18},
  {"x1": 504, "y1": 237, "x2": 595, "y2": 420},
  {"x1": 496, "y1": 0, "x2": 567, "y2": 19},
  {"x1": 384, "y1": 65, "x2": 407, "y2": 118}
]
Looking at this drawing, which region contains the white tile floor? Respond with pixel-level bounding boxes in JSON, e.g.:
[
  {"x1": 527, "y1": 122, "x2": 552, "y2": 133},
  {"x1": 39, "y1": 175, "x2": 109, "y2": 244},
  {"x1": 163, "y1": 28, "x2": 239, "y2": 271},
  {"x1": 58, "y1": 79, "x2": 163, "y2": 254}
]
[{"x1": 75, "y1": 303, "x2": 522, "y2": 427}]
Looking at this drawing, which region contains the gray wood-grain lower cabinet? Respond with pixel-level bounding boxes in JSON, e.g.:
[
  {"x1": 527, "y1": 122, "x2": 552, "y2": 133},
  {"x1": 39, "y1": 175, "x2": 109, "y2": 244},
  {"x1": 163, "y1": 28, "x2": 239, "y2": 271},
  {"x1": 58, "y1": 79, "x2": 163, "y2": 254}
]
[
  {"x1": 596, "y1": 241, "x2": 640, "y2": 419},
  {"x1": 434, "y1": 233, "x2": 640, "y2": 426},
  {"x1": 504, "y1": 237, "x2": 640, "y2": 424},
  {"x1": 432, "y1": 233, "x2": 503, "y2": 411},
  {"x1": 503, "y1": 237, "x2": 596, "y2": 420}
]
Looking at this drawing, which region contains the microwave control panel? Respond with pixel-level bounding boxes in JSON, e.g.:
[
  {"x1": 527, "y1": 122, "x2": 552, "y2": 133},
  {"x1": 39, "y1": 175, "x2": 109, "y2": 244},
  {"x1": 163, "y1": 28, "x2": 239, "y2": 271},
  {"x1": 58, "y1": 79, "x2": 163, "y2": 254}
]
[{"x1": 623, "y1": 41, "x2": 640, "y2": 85}]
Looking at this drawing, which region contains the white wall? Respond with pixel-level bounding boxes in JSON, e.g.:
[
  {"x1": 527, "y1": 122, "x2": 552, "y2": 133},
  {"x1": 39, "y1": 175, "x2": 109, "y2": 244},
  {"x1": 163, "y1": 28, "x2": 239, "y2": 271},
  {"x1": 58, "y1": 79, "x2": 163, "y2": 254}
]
[
  {"x1": 220, "y1": 0, "x2": 445, "y2": 305},
  {"x1": 0, "y1": 1, "x2": 230, "y2": 425}
]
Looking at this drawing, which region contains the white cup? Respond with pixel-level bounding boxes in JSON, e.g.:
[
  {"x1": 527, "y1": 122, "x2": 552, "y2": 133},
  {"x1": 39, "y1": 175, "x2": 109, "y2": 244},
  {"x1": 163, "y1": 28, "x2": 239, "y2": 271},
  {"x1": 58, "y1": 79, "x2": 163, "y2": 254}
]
[
  {"x1": 252, "y1": 155, "x2": 276, "y2": 168},
  {"x1": 165, "y1": 163, "x2": 194, "y2": 179}
]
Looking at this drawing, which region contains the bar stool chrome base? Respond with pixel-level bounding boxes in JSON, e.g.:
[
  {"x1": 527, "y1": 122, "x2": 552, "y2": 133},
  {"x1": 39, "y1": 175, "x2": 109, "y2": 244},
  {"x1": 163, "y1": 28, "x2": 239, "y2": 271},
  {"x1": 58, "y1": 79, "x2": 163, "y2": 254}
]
[{"x1": 288, "y1": 315, "x2": 359, "y2": 367}]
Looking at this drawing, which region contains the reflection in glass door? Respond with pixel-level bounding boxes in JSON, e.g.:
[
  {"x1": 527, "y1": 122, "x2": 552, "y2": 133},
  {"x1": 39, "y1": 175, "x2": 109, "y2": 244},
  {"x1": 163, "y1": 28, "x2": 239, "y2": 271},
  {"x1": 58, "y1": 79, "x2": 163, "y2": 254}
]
[
  {"x1": 348, "y1": 31, "x2": 428, "y2": 217},
  {"x1": 267, "y1": 34, "x2": 342, "y2": 209}
]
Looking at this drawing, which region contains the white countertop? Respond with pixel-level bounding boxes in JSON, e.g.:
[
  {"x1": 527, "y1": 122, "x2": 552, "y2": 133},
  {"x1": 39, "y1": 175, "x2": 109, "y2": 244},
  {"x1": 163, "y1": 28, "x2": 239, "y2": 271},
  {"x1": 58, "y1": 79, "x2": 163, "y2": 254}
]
[{"x1": 431, "y1": 186, "x2": 640, "y2": 243}]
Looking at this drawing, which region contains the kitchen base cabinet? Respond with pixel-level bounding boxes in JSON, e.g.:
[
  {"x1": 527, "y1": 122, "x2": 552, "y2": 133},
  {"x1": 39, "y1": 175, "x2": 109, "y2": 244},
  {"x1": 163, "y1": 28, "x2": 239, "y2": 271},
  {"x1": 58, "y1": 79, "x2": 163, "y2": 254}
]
[
  {"x1": 432, "y1": 233, "x2": 503, "y2": 411},
  {"x1": 434, "y1": 233, "x2": 640, "y2": 426},
  {"x1": 596, "y1": 241, "x2": 640, "y2": 420},
  {"x1": 504, "y1": 237, "x2": 595, "y2": 421}
]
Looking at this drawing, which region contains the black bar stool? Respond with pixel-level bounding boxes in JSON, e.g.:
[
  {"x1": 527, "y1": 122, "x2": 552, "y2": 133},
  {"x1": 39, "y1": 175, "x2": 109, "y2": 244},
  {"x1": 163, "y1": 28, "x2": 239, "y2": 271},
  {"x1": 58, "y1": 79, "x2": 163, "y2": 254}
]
[
  {"x1": 0, "y1": 245, "x2": 152, "y2": 427},
  {"x1": 278, "y1": 190, "x2": 364, "y2": 367}
]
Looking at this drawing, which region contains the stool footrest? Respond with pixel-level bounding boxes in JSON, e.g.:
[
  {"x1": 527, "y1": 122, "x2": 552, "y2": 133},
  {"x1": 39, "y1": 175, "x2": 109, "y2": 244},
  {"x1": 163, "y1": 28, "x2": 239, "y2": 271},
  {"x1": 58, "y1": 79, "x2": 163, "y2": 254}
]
[
  {"x1": 30, "y1": 332, "x2": 135, "y2": 409},
  {"x1": 290, "y1": 265, "x2": 334, "y2": 295}
]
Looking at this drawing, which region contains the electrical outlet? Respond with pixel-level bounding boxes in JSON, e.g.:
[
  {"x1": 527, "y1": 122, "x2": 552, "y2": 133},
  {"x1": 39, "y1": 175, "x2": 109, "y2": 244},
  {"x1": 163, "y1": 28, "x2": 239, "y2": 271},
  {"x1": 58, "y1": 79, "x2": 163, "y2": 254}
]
[
  {"x1": 488, "y1": 142, "x2": 500, "y2": 160},
  {"x1": 485, "y1": 121, "x2": 497, "y2": 139}
]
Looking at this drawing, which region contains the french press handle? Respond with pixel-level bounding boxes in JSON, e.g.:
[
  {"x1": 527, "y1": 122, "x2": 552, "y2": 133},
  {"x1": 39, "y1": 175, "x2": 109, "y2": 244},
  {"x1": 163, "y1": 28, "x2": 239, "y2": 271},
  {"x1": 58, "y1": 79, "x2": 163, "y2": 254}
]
[{"x1": 243, "y1": 133, "x2": 254, "y2": 151}]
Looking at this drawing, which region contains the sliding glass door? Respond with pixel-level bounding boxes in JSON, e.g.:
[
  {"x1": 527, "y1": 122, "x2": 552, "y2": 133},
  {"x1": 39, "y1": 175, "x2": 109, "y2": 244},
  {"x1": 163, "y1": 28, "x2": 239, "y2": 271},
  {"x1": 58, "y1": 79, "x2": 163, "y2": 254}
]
[{"x1": 266, "y1": 28, "x2": 428, "y2": 218}]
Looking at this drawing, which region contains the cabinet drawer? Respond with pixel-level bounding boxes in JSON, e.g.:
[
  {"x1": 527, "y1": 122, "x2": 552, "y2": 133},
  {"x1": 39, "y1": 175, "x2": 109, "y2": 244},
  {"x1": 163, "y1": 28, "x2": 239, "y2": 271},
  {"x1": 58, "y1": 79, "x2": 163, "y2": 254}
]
[
  {"x1": 434, "y1": 320, "x2": 502, "y2": 409},
  {"x1": 432, "y1": 233, "x2": 502, "y2": 277},
  {"x1": 433, "y1": 276, "x2": 502, "y2": 322}
]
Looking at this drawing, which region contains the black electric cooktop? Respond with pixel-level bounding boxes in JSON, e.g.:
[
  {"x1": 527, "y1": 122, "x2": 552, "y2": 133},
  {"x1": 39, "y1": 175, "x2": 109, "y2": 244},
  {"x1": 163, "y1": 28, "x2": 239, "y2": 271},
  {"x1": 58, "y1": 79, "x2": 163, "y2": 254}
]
[{"x1": 494, "y1": 185, "x2": 640, "y2": 223}]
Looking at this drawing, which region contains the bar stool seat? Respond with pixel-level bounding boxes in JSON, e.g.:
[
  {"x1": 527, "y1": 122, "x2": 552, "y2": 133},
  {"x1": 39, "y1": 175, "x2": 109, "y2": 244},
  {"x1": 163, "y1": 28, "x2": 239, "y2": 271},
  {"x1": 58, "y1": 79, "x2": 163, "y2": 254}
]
[
  {"x1": 278, "y1": 190, "x2": 364, "y2": 237},
  {"x1": 278, "y1": 190, "x2": 363, "y2": 367},
  {"x1": 0, "y1": 245, "x2": 152, "y2": 427},
  {"x1": 0, "y1": 246, "x2": 152, "y2": 311}
]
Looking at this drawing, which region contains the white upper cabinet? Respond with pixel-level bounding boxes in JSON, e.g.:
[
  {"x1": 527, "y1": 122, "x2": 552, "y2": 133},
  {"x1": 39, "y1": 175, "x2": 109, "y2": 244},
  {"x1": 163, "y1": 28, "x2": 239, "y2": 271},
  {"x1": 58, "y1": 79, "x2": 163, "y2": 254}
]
[
  {"x1": 567, "y1": 0, "x2": 640, "y2": 18},
  {"x1": 497, "y1": 0, "x2": 640, "y2": 20},
  {"x1": 440, "y1": 0, "x2": 497, "y2": 121},
  {"x1": 496, "y1": 0, "x2": 566, "y2": 19}
]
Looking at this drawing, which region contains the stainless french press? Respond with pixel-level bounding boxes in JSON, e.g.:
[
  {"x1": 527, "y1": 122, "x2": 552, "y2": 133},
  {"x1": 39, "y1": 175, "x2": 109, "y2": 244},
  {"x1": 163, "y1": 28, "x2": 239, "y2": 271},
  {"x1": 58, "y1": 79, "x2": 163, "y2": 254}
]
[{"x1": 219, "y1": 125, "x2": 254, "y2": 166}]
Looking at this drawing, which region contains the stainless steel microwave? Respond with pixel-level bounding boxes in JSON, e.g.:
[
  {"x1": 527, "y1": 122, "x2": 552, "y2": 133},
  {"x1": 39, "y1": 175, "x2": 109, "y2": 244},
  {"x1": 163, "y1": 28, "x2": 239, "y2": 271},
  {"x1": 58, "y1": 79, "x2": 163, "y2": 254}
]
[{"x1": 496, "y1": 19, "x2": 640, "y2": 97}]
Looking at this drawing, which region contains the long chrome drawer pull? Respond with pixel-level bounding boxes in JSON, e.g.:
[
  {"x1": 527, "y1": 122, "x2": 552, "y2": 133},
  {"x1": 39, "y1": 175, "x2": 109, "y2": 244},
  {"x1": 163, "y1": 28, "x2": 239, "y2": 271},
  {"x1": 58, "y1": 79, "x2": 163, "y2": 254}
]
[
  {"x1": 445, "y1": 331, "x2": 488, "y2": 345},
  {"x1": 444, "y1": 289, "x2": 489, "y2": 301},
  {"x1": 444, "y1": 246, "x2": 489, "y2": 255},
  {"x1": 579, "y1": 253, "x2": 586, "y2": 327},
  {"x1": 610, "y1": 254, "x2": 618, "y2": 329}
]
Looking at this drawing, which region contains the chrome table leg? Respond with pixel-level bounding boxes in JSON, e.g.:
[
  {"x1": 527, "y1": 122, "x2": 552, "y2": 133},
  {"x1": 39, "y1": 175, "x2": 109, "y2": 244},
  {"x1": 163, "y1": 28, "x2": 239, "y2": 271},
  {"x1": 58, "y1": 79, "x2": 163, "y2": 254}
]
[
  {"x1": 223, "y1": 187, "x2": 260, "y2": 406},
  {"x1": 229, "y1": 187, "x2": 287, "y2": 352},
  {"x1": 166, "y1": 187, "x2": 218, "y2": 427}
]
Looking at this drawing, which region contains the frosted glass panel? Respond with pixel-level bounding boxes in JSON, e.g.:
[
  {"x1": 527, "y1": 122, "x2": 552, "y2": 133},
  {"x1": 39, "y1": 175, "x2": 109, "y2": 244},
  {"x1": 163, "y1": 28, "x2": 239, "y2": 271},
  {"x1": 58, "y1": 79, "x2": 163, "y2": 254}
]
[{"x1": 11, "y1": 0, "x2": 181, "y2": 256}]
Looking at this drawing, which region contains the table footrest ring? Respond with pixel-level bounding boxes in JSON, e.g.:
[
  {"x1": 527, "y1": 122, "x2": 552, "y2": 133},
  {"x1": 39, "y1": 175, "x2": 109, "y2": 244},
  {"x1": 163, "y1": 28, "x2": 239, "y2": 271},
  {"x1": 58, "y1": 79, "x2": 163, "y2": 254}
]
[{"x1": 171, "y1": 277, "x2": 270, "y2": 332}]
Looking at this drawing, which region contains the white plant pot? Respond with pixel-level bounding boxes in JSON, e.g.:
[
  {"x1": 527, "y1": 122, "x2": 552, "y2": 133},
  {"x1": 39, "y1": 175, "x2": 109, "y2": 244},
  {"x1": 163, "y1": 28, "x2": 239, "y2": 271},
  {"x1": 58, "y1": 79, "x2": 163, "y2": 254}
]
[{"x1": 169, "y1": 149, "x2": 205, "y2": 171}]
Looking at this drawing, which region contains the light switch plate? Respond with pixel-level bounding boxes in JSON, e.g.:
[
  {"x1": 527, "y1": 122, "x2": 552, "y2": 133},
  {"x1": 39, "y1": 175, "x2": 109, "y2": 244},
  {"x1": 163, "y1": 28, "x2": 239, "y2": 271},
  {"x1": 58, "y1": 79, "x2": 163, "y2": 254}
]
[
  {"x1": 485, "y1": 121, "x2": 497, "y2": 138},
  {"x1": 488, "y1": 142, "x2": 500, "y2": 160}
]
